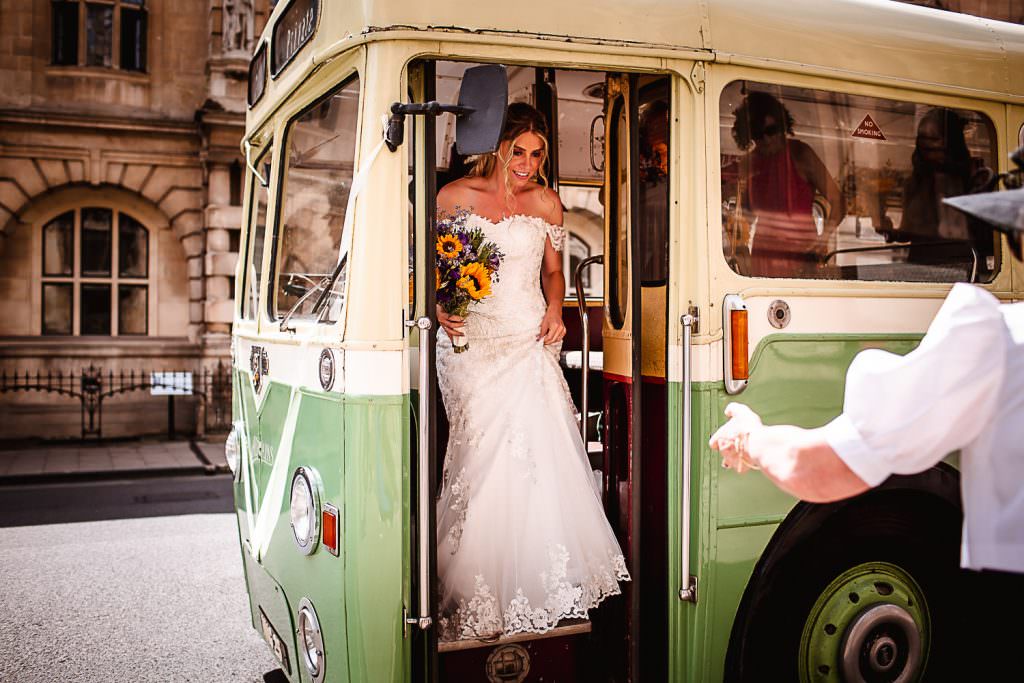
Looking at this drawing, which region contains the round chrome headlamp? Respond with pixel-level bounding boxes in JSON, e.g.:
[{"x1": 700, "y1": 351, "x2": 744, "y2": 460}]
[
  {"x1": 224, "y1": 422, "x2": 242, "y2": 477},
  {"x1": 297, "y1": 598, "x2": 326, "y2": 682},
  {"x1": 289, "y1": 467, "x2": 322, "y2": 554}
]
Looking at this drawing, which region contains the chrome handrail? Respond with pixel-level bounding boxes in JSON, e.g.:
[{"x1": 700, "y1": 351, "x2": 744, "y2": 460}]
[
  {"x1": 679, "y1": 313, "x2": 697, "y2": 603},
  {"x1": 405, "y1": 316, "x2": 433, "y2": 630},
  {"x1": 574, "y1": 255, "x2": 603, "y2": 440}
]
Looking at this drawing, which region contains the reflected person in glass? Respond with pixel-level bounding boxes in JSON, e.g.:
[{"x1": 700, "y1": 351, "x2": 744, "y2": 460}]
[{"x1": 730, "y1": 91, "x2": 846, "y2": 277}]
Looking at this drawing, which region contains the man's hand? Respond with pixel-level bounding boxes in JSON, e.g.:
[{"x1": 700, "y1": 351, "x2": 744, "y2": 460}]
[{"x1": 709, "y1": 402, "x2": 764, "y2": 473}]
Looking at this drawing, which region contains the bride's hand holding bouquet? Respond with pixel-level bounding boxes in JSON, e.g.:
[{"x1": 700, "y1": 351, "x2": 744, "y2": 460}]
[{"x1": 435, "y1": 209, "x2": 504, "y2": 353}]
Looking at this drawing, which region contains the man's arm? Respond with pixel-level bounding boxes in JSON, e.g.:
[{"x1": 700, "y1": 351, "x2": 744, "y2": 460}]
[{"x1": 710, "y1": 403, "x2": 870, "y2": 503}]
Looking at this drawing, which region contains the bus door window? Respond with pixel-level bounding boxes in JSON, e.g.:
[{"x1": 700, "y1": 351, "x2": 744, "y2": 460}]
[
  {"x1": 242, "y1": 145, "x2": 272, "y2": 320},
  {"x1": 720, "y1": 81, "x2": 999, "y2": 282},
  {"x1": 607, "y1": 84, "x2": 631, "y2": 330},
  {"x1": 269, "y1": 75, "x2": 360, "y2": 323},
  {"x1": 638, "y1": 81, "x2": 670, "y2": 286},
  {"x1": 554, "y1": 69, "x2": 605, "y2": 300}
]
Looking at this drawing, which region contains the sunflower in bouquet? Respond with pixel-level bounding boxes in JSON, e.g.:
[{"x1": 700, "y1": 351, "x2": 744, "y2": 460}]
[{"x1": 435, "y1": 209, "x2": 504, "y2": 353}]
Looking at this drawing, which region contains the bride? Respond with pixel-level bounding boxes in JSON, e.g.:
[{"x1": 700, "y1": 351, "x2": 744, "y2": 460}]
[{"x1": 435, "y1": 102, "x2": 630, "y2": 641}]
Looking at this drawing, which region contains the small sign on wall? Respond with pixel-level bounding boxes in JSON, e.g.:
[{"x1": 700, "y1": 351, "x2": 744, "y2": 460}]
[{"x1": 150, "y1": 372, "x2": 193, "y2": 396}]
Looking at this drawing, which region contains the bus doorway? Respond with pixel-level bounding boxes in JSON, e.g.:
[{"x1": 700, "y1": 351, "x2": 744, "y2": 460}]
[{"x1": 413, "y1": 60, "x2": 674, "y2": 683}]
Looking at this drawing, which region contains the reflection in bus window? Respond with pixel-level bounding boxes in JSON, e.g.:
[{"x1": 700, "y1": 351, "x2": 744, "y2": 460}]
[
  {"x1": 608, "y1": 93, "x2": 629, "y2": 328},
  {"x1": 561, "y1": 185, "x2": 603, "y2": 298},
  {"x1": 899, "y1": 108, "x2": 996, "y2": 267},
  {"x1": 720, "y1": 81, "x2": 999, "y2": 282},
  {"x1": 638, "y1": 80, "x2": 670, "y2": 285},
  {"x1": 555, "y1": 69, "x2": 605, "y2": 183},
  {"x1": 243, "y1": 147, "x2": 272, "y2": 320},
  {"x1": 272, "y1": 76, "x2": 359, "y2": 322}
]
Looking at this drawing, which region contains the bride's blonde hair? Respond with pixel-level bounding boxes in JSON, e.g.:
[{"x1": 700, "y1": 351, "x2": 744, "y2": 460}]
[{"x1": 466, "y1": 102, "x2": 552, "y2": 213}]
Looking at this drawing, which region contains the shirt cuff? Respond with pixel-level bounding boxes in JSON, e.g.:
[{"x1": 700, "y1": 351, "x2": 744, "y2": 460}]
[{"x1": 817, "y1": 414, "x2": 891, "y2": 487}]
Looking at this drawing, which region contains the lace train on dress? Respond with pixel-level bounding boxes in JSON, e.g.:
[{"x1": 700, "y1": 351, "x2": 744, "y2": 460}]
[{"x1": 436, "y1": 213, "x2": 630, "y2": 642}]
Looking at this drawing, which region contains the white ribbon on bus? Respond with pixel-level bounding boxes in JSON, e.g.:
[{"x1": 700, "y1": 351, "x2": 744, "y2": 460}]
[
  {"x1": 329, "y1": 114, "x2": 390, "y2": 335},
  {"x1": 243, "y1": 386, "x2": 302, "y2": 560}
]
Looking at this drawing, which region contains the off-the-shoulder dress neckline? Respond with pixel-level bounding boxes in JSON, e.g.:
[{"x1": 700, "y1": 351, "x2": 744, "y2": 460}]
[{"x1": 467, "y1": 212, "x2": 562, "y2": 230}]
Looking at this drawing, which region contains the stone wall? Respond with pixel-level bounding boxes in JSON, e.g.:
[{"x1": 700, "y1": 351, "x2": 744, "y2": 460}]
[{"x1": 0, "y1": 0, "x2": 270, "y2": 440}]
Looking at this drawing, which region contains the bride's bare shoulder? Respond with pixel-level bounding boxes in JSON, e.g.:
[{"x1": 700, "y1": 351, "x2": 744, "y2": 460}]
[
  {"x1": 522, "y1": 184, "x2": 564, "y2": 226},
  {"x1": 437, "y1": 176, "x2": 487, "y2": 214}
]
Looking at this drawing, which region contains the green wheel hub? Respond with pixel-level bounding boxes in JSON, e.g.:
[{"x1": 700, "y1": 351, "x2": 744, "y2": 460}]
[{"x1": 799, "y1": 561, "x2": 930, "y2": 683}]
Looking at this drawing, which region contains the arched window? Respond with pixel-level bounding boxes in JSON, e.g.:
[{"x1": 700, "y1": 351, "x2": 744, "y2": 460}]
[{"x1": 41, "y1": 207, "x2": 150, "y2": 335}]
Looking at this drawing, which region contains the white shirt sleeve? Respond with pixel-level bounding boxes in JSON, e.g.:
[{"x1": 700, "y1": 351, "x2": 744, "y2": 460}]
[{"x1": 818, "y1": 284, "x2": 1008, "y2": 487}]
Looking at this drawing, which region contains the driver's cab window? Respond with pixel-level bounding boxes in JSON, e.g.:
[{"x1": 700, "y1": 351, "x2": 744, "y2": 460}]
[
  {"x1": 270, "y1": 75, "x2": 360, "y2": 323},
  {"x1": 242, "y1": 146, "x2": 272, "y2": 320},
  {"x1": 720, "y1": 81, "x2": 999, "y2": 282}
]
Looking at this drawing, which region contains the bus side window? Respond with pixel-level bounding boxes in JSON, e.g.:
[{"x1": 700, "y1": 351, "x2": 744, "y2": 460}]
[
  {"x1": 270, "y1": 75, "x2": 360, "y2": 323},
  {"x1": 242, "y1": 147, "x2": 272, "y2": 320},
  {"x1": 719, "y1": 81, "x2": 999, "y2": 283}
]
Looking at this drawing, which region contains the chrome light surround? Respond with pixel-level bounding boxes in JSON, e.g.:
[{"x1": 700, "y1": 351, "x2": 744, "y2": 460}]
[
  {"x1": 289, "y1": 467, "x2": 323, "y2": 555},
  {"x1": 225, "y1": 421, "x2": 242, "y2": 477},
  {"x1": 297, "y1": 598, "x2": 326, "y2": 682}
]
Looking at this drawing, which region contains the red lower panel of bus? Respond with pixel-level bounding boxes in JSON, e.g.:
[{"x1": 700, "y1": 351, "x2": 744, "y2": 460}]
[{"x1": 439, "y1": 625, "x2": 601, "y2": 682}]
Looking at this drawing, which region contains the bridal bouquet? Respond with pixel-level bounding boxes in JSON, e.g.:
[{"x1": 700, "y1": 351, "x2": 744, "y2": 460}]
[{"x1": 435, "y1": 209, "x2": 504, "y2": 353}]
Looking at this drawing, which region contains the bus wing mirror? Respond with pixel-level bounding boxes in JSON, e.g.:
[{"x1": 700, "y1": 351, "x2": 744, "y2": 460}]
[
  {"x1": 385, "y1": 64, "x2": 507, "y2": 154},
  {"x1": 455, "y1": 64, "x2": 508, "y2": 156}
]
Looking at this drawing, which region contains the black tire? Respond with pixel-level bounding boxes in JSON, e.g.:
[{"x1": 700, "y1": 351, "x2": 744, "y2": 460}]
[{"x1": 726, "y1": 490, "x2": 966, "y2": 682}]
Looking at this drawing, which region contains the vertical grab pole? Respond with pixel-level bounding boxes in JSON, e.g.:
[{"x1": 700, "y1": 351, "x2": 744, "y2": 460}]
[
  {"x1": 574, "y1": 255, "x2": 604, "y2": 440},
  {"x1": 679, "y1": 313, "x2": 697, "y2": 602},
  {"x1": 407, "y1": 316, "x2": 434, "y2": 629}
]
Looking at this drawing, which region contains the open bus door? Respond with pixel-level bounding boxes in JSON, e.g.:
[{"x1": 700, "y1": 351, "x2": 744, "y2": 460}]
[
  {"x1": 408, "y1": 62, "x2": 672, "y2": 682},
  {"x1": 406, "y1": 62, "x2": 513, "y2": 683},
  {"x1": 601, "y1": 73, "x2": 644, "y2": 681},
  {"x1": 407, "y1": 59, "x2": 440, "y2": 683},
  {"x1": 601, "y1": 72, "x2": 673, "y2": 682}
]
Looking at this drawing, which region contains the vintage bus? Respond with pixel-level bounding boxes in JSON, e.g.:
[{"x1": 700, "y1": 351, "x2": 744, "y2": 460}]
[{"x1": 227, "y1": 0, "x2": 1024, "y2": 680}]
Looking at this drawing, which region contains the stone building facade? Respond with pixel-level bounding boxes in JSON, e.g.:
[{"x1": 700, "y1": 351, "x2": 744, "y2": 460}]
[
  {"x1": 0, "y1": 0, "x2": 1018, "y2": 441},
  {"x1": 0, "y1": 0, "x2": 272, "y2": 439}
]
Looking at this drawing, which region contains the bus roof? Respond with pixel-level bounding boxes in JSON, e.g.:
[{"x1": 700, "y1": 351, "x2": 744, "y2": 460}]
[{"x1": 251, "y1": 0, "x2": 1024, "y2": 124}]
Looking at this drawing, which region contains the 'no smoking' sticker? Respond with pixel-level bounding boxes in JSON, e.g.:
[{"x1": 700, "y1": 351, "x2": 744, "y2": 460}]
[{"x1": 853, "y1": 114, "x2": 886, "y2": 140}]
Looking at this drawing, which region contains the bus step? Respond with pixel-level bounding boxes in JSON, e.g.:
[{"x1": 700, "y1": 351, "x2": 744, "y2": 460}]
[{"x1": 438, "y1": 618, "x2": 591, "y2": 653}]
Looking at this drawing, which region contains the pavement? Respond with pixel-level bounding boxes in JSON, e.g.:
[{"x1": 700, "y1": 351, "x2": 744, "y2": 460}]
[{"x1": 0, "y1": 435, "x2": 231, "y2": 485}]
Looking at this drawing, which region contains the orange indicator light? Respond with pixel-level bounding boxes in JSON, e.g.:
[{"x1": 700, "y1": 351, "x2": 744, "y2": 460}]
[
  {"x1": 730, "y1": 309, "x2": 749, "y2": 381},
  {"x1": 322, "y1": 504, "x2": 339, "y2": 556}
]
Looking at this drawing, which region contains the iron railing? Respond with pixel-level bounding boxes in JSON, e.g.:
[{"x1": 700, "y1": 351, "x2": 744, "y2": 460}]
[{"x1": 0, "y1": 362, "x2": 231, "y2": 441}]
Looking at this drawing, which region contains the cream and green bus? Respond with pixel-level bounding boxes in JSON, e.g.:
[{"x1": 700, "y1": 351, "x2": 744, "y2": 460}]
[{"x1": 227, "y1": 0, "x2": 1024, "y2": 680}]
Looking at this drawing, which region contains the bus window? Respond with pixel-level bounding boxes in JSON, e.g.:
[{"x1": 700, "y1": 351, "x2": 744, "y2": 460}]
[
  {"x1": 242, "y1": 146, "x2": 272, "y2": 320},
  {"x1": 638, "y1": 79, "x2": 670, "y2": 286},
  {"x1": 554, "y1": 69, "x2": 604, "y2": 298},
  {"x1": 608, "y1": 90, "x2": 630, "y2": 328},
  {"x1": 561, "y1": 185, "x2": 604, "y2": 298},
  {"x1": 270, "y1": 75, "x2": 360, "y2": 323},
  {"x1": 720, "y1": 81, "x2": 999, "y2": 282}
]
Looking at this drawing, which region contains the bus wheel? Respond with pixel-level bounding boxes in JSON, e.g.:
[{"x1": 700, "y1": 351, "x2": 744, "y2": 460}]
[
  {"x1": 798, "y1": 561, "x2": 929, "y2": 682},
  {"x1": 727, "y1": 494, "x2": 963, "y2": 683}
]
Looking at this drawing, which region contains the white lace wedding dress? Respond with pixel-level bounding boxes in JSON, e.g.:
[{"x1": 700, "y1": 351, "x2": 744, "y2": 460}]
[{"x1": 435, "y1": 212, "x2": 630, "y2": 642}]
